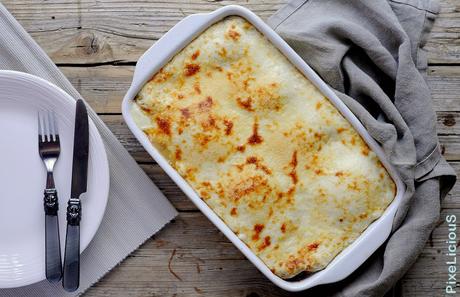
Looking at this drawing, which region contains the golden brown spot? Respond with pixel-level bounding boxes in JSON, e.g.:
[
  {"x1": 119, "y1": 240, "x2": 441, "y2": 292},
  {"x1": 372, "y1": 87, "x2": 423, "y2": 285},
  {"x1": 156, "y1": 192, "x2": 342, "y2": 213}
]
[
  {"x1": 217, "y1": 156, "x2": 226, "y2": 163},
  {"x1": 314, "y1": 169, "x2": 324, "y2": 175},
  {"x1": 177, "y1": 94, "x2": 185, "y2": 100},
  {"x1": 248, "y1": 122, "x2": 263, "y2": 145},
  {"x1": 289, "y1": 151, "x2": 298, "y2": 184},
  {"x1": 337, "y1": 127, "x2": 346, "y2": 133},
  {"x1": 339, "y1": 218, "x2": 344, "y2": 222},
  {"x1": 281, "y1": 223, "x2": 286, "y2": 234},
  {"x1": 290, "y1": 150, "x2": 298, "y2": 167},
  {"x1": 242, "y1": 78, "x2": 255, "y2": 91},
  {"x1": 351, "y1": 137, "x2": 357, "y2": 146},
  {"x1": 245, "y1": 156, "x2": 272, "y2": 175},
  {"x1": 252, "y1": 224, "x2": 264, "y2": 241},
  {"x1": 226, "y1": 72, "x2": 233, "y2": 81},
  {"x1": 236, "y1": 145, "x2": 246, "y2": 152},
  {"x1": 193, "y1": 82, "x2": 201, "y2": 94},
  {"x1": 185, "y1": 167, "x2": 197, "y2": 182},
  {"x1": 201, "y1": 115, "x2": 217, "y2": 130},
  {"x1": 359, "y1": 213, "x2": 368, "y2": 219},
  {"x1": 348, "y1": 181, "x2": 360, "y2": 191},
  {"x1": 307, "y1": 242, "x2": 319, "y2": 251},
  {"x1": 191, "y1": 50, "x2": 200, "y2": 60},
  {"x1": 177, "y1": 127, "x2": 183, "y2": 135},
  {"x1": 218, "y1": 47, "x2": 227, "y2": 58},
  {"x1": 184, "y1": 63, "x2": 200, "y2": 76},
  {"x1": 379, "y1": 172, "x2": 385, "y2": 179},
  {"x1": 198, "y1": 96, "x2": 213, "y2": 111},
  {"x1": 335, "y1": 171, "x2": 344, "y2": 177},
  {"x1": 227, "y1": 29, "x2": 241, "y2": 41},
  {"x1": 361, "y1": 147, "x2": 370, "y2": 156},
  {"x1": 230, "y1": 207, "x2": 237, "y2": 216},
  {"x1": 232, "y1": 176, "x2": 268, "y2": 201},
  {"x1": 180, "y1": 108, "x2": 191, "y2": 119},
  {"x1": 175, "y1": 148, "x2": 182, "y2": 160},
  {"x1": 200, "y1": 190, "x2": 210, "y2": 199},
  {"x1": 314, "y1": 132, "x2": 324, "y2": 141},
  {"x1": 258, "y1": 236, "x2": 271, "y2": 251},
  {"x1": 236, "y1": 97, "x2": 254, "y2": 112},
  {"x1": 150, "y1": 67, "x2": 172, "y2": 83},
  {"x1": 223, "y1": 119, "x2": 233, "y2": 135},
  {"x1": 268, "y1": 207, "x2": 273, "y2": 217},
  {"x1": 155, "y1": 117, "x2": 171, "y2": 136},
  {"x1": 215, "y1": 65, "x2": 223, "y2": 72},
  {"x1": 140, "y1": 105, "x2": 152, "y2": 113},
  {"x1": 194, "y1": 133, "x2": 213, "y2": 147},
  {"x1": 315, "y1": 102, "x2": 322, "y2": 110}
]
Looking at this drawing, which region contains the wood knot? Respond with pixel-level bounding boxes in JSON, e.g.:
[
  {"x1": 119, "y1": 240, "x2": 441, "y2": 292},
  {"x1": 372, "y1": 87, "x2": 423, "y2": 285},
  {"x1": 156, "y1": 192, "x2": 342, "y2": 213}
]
[
  {"x1": 76, "y1": 32, "x2": 104, "y2": 56},
  {"x1": 443, "y1": 114, "x2": 456, "y2": 127}
]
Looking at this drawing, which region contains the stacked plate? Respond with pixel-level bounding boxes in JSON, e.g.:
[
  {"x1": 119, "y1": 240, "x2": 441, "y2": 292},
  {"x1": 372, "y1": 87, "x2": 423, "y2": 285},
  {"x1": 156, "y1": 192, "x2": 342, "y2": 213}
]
[{"x1": 0, "y1": 71, "x2": 109, "y2": 288}]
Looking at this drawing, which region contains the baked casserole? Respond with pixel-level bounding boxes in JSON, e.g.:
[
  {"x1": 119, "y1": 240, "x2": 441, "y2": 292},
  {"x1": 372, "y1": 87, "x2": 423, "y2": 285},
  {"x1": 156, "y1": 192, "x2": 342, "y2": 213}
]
[{"x1": 131, "y1": 16, "x2": 396, "y2": 279}]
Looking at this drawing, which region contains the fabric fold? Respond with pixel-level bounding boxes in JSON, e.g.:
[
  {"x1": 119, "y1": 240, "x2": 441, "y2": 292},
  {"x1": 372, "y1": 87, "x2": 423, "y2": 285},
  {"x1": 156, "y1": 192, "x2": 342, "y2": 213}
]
[{"x1": 268, "y1": 0, "x2": 456, "y2": 296}]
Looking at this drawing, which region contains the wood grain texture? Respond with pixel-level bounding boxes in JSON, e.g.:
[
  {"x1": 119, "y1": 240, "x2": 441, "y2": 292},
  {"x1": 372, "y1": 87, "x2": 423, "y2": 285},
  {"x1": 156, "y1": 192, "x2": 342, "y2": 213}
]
[
  {"x1": 2, "y1": 0, "x2": 460, "y2": 65},
  {"x1": 1, "y1": 0, "x2": 459, "y2": 296}
]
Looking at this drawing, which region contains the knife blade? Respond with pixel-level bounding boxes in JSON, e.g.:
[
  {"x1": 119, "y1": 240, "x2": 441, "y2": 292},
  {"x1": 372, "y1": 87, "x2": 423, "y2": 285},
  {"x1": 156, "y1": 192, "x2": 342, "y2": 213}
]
[{"x1": 63, "y1": 99, "x2": 89, "y2": 292}]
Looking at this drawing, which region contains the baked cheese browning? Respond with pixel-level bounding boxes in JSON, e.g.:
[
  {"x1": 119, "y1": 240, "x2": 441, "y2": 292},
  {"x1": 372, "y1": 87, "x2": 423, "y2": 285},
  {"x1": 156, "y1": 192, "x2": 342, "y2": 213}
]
[{"x1": 132, "y1": 16, "x2": 396, "y2": 279}]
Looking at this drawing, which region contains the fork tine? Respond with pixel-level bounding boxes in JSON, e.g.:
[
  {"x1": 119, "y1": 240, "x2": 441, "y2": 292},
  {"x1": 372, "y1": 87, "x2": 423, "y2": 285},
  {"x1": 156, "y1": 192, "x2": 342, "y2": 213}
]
[
  {"x1": 38, "y1": 111, "x2": 45, "y2": 142},
  {"x1": 52, "y1": 111, "x2": 58, "y2": 140},
  {"x1": 48, "y1": 111, "x2": 56, "y2": 142},
  {"x1": 44, "y1": 111, "x2": 50, "y2": 142}
]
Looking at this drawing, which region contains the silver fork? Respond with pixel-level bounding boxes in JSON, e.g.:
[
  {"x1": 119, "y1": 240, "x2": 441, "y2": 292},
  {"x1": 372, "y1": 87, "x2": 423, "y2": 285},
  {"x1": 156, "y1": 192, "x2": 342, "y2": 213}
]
[{"x1": 38, "y1": 110, "x2": 63, "y2": 283}]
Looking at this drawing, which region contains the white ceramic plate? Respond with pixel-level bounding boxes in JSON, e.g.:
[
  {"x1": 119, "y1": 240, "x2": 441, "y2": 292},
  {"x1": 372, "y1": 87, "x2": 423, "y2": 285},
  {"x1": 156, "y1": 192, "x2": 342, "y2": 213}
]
[
  {"x1": 0, "y1": 70, "x2": 109, "y2": 288},
  {"x1": 122, "y1": 5, "x2": 405, "y2": 292}
]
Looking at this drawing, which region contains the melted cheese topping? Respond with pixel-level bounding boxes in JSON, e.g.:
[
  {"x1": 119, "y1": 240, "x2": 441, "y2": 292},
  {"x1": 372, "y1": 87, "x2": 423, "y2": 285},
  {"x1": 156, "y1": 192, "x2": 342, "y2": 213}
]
[{"x1": 132, "y1": 16, "x2": 396, "y2": 279}]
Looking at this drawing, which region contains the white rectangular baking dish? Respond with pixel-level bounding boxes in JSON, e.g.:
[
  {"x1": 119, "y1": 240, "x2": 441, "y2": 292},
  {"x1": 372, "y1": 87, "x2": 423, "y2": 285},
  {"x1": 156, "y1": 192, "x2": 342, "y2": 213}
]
[{"x1": 122, "y1": 5, "x2": 405, "y2": 292}]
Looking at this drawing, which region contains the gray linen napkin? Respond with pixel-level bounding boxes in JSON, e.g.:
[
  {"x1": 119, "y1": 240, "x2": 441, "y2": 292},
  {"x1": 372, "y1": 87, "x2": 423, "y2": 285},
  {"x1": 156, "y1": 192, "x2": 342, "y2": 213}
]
[
  {"x1": 0, "y1": 3, "x2": 177, "y2": 296},
  {"x1": 268, "y1": 0, "x2": 456, "y2": 296}
]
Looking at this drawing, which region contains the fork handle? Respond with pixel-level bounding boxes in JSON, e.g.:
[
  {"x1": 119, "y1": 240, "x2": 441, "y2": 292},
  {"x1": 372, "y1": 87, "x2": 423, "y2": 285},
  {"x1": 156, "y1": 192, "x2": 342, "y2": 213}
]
[
  {"x1": 44, "y1": 188, "x2": 62, "y2": 283},
  {"x1": 63, "y1": 199, "x2": 81, "y2": 292}
]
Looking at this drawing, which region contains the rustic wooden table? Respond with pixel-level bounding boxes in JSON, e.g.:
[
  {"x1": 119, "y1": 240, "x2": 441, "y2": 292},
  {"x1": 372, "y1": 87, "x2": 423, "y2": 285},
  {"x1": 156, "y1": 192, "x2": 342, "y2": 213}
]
[{"x1": 3, "y1": 1, "x2": 459, "y2": 296}]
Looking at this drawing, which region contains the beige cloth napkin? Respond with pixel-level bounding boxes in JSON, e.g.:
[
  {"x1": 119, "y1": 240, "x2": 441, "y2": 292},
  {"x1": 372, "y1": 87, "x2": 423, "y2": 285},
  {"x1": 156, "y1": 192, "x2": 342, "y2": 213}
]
[{"x1": 0, "y1": 3, "x2": 178, "y2": 296}]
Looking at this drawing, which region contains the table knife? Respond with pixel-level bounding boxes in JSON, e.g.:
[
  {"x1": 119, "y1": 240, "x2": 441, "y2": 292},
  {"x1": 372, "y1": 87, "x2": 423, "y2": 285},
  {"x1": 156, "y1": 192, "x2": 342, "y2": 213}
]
[{"x1": 63, "y1": 99, "x2": 89, "y2": 292}]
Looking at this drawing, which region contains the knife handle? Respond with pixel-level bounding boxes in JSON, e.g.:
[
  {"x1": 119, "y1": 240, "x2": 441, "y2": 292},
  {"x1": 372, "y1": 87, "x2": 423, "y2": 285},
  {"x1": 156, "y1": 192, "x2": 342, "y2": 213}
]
[
  {"x1": 63, "y1": 199, "x2": 81, "y2": 292},
  {"x1": 44, "y1": 189, "x2": 62, "y2": 283}
]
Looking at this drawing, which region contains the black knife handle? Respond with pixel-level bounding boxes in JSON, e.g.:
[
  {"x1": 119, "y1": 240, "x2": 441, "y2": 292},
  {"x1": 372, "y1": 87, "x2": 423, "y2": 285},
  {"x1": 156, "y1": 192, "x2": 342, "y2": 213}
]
[
  {"x1": 44, "y1": 188, "x2": 62, "y2": 283},
  {"x1": 63, "y1": 199, "x2": 81, "y2": 292}
]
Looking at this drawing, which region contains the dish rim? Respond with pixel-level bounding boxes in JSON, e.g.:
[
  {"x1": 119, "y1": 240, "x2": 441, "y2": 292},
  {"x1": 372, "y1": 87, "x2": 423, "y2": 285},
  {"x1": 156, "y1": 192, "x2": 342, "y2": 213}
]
[{"x1": 121, "y1": 5, "x2": 405, "y2": 292}]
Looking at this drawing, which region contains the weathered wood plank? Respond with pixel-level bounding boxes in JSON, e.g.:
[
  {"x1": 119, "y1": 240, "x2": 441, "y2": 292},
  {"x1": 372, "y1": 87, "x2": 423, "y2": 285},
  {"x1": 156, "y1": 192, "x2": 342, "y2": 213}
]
[
  {"x1": 397, "y1": 207, "x2": 460, "y2": 297},
  {"x1": 3, "y1": 0, "x2": 460, "y2": 65},
  {"x1": 84, "y1": 212, "x2": 292, "y2": 297},
  {"x1": 60, "y1": 65, "x2": 460, "y2": 114},
  {"x1": 79, "y1": 208, "x2": 460, "y2": 297}
]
